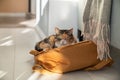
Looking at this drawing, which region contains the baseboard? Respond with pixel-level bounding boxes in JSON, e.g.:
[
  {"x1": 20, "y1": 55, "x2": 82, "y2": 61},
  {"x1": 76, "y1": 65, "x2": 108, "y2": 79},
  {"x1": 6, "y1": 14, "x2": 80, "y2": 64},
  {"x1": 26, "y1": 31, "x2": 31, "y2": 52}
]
[{"x1": 0, "y1": 13, "x2": 26, "y2": 17}]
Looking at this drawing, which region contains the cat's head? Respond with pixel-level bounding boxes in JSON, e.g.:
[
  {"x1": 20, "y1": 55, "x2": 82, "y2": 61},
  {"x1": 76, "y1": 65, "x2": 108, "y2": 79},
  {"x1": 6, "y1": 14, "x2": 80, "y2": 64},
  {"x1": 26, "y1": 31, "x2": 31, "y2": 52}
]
[{"x1": 55, "y1": 27, "x2": 76, "y2": 47}]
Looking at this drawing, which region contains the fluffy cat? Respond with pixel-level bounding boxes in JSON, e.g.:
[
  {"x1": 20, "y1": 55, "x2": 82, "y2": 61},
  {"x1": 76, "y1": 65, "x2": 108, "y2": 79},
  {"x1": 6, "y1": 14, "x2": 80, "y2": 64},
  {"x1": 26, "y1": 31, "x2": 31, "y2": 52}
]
[{"x1": 35, "y1": 27, "x2": 77, "y2": 52}]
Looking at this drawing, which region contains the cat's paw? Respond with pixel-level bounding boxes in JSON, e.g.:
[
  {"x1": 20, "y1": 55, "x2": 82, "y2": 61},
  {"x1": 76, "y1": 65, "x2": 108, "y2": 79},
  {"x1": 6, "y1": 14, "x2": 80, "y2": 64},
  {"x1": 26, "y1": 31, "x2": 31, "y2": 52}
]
[
  {"x1": 29, "y1": 50, "x2": 42, "y2": 56},
  {"x1": 43, "y1": 48, "x2": 51, "y2": 52}
]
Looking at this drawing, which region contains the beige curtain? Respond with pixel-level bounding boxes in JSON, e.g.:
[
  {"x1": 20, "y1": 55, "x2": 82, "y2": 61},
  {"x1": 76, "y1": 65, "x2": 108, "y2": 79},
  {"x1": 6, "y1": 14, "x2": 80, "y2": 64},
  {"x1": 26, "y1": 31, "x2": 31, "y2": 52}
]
[{"x1": 83, "y1": 0, "x2": 112, "y2": 60}]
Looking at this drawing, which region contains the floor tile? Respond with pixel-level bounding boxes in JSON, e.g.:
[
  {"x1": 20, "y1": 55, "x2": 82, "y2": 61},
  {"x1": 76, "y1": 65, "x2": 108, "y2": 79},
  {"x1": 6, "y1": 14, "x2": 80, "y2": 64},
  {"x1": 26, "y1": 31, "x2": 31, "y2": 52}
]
[
  {"x1": 0, "y1": 28, "x2": 40, "y2": 80},
  {"x1": 0, "y1": 46, "x2": 14, "y2": 80},
  {"x1": 0, "y1": 70, "x2": 7, "y2": 79},
  {"x1": 14, "y1": 28, "x2": 40, "y2": 80},
  {"x1": 60, "y1": 71, "x2": 92, "y2": 80}
]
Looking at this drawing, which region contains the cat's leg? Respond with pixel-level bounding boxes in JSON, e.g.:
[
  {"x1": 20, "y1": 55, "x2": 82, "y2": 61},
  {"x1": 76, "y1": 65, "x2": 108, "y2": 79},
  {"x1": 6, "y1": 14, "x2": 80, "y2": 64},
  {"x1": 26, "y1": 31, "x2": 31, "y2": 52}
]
[
  {"x1": 39, "y1": 42, "x2": 52, "y2": 52},
  {"x1": 30, "y1": 50, "x2": 42, "y2": 56},
  {"x1": 43, "y1": 44, "x2": 53, "y2": 52}
]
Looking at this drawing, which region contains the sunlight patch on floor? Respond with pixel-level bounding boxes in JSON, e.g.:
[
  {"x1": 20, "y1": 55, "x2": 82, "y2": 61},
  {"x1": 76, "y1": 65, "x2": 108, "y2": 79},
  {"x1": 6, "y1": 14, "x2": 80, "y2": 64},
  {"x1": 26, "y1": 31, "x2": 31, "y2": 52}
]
[
  {"x1": 21, "y1": 29, "x2": 33, "y2": 34},
  {"x1": 0, "y1": 36, "x2": 12, "y2": 41},
  {"x1": 19, "y1": 19, "x2": 36, "y2": 27},
  {"x1": 16, "y1": 71, "x2": 28, "y2": 80},
  {"x1": 38, "y1": 73, "x2": 62, "y2": 80},
  {"x1": 0, "y1": 70, "x2": 7, "y2": 79},
  {"x1": 0, "y1": 40, "x2": 14, "y2": 46},
  {"x1": 28, "y1": 71, "x2": 62, "y2": 80}
]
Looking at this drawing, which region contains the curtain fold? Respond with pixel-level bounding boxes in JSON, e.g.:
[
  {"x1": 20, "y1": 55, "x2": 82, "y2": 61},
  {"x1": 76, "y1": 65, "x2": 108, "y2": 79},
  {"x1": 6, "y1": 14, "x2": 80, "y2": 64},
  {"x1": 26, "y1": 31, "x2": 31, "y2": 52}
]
[{"x1": 83, "y1": 0, "x2": 112, "y2": 60}]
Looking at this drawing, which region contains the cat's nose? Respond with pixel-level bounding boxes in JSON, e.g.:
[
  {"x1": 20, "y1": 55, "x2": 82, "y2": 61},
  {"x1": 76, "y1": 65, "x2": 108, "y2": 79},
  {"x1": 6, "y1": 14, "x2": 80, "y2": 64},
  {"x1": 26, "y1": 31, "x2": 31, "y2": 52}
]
[{"x1": 62, "y1": 34, "x2": 67, "y2": 39}]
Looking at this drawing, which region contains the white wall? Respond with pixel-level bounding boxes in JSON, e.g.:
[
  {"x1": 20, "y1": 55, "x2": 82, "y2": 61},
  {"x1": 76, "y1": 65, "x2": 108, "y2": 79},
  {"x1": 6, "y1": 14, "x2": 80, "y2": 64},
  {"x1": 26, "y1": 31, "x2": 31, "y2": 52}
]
[
  {"x1": 38, "y1": 1, "x2": 49, "y2": 36},
  {"x1": 35, "y1": 0, "x2": 120, "y2": 49},
  {"x1": 111, "y1": 0, "x2": 120, "y2": 49},
  {"x1": 31, "y1": 0, "x2": 36, "y2": 14},
  {"x1": 49, "y1": 0, "x2": 78, "y2": 38},
  {"x1": 78, "y1": 0, "x2": 87, "y2": 31},
  {"x1": 77, "y1": 0, "x2": 120, "y2": 50},
  {"x1": 35, "y1": 0, "x2": 49, "y2": 38},
  {"x1": 36, "y1": 0, "x2": 79, "y2": 38}
]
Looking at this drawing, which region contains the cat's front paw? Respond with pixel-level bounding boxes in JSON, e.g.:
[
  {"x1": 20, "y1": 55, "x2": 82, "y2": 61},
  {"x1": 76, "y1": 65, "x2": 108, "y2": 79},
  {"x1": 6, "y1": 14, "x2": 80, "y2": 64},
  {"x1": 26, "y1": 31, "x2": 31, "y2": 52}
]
[
  {"x1": 30, "y1": 50, "x2": 40, "y2": 56},
  {"x1": 43, "y1": 48, "x2": 51, "y2": 52}
]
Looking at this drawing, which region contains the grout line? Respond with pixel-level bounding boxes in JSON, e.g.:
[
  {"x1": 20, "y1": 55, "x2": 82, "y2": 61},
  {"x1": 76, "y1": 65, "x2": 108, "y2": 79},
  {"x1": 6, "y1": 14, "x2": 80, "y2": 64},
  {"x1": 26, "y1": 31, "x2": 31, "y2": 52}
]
[{"x1": 13, "y1": 30, "x2": 17, "y2": 80}]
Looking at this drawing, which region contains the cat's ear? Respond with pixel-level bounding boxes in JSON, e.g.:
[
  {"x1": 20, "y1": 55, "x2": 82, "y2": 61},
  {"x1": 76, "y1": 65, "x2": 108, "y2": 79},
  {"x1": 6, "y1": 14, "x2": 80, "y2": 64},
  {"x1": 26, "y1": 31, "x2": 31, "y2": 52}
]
[
  {"x1": 55, "y1": 27, "x2": 60, "y2": 34},
  {"x1": 68, "y1": 28, "x2": 73, "y2": 34}
]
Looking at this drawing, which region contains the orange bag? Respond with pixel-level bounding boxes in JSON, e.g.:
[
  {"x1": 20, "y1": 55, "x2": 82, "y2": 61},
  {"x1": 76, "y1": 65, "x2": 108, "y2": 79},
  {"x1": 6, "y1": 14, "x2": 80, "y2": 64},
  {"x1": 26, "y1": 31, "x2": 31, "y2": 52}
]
[{"x1": 30, "y1": 41, "x2": 113, "y2": 73}]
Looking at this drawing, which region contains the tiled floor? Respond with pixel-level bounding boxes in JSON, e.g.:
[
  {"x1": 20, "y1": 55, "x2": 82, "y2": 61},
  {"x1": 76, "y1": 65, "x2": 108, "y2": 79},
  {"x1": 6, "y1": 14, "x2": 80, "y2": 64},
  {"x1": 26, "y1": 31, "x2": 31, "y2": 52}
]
[
  {"x1": 0, "y1": 17, "x2": 120, "y2": 80},
  {"x1": 0, "y1": 28, "x2": 40, "y2": 80}
]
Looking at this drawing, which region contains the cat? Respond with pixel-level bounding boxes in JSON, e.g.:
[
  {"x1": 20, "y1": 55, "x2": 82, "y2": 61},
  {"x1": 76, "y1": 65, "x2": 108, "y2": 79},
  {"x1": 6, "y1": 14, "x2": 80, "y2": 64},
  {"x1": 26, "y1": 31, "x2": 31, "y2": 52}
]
[
  {"x1": 77, "y1": 29, "x2": 83, "y2": 41},
  {"x1": 35, "y1": 27, "x2": 77, "y2": 52}
]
